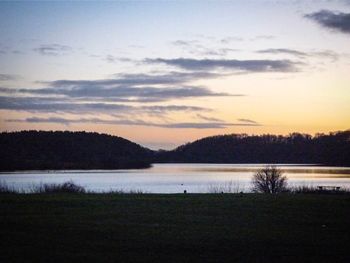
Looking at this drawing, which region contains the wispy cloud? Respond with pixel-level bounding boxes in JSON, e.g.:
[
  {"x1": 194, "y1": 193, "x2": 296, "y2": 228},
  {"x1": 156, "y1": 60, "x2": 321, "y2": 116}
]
[
  {"x1": 196, "y1": 114, "x2": 224, "y2": 122},
  {"x1": 145, "y1": 58, "x2": 300, "y2": 72},
  {"x1": 47, "y1": 71, "x2": 221, "y2": 87},
  {"x1": 0, "y1": 71, "x2": 239, "y2": 102},
  {"x1": 0, "y1": 96, "x2": 210, "y2": 114},
  {"x1": 171, "y1": 40, "x2": 199, "y2": 47},
  {"x1": 305, "y1": 10, "x2": 350, "y2": 34},
  {"x1": 0, "y1": 74, "x2": 19, "y2": 81},
  {"x1": 105, "y1": 55, "x2": 133, "y2": 63},
  {"x1": 33, "y1": 44, "x2": 72, "y2": 56},
  {"x1": 0, "y1": 84, "x2": 234, "y2": 103},
  {"x1": 0, "y1": 96, "x2": 130, "y2": 113},
  {"x1": 256, "y1": 48, "x2": 339, "y2": 61},
  {"x1": 237, "y1": 118, "x2": 259, "y2": 124},
  {"x1": 0, "y1": 69, "x2": 242, "y2": 124},
  {"x1": 220, "y1": 36, "x2": 244, "y2": 44},
  {"x1": 171, "y1": 40, "x2": 239, "y2": 56},
  {"x1": 257, "y1": 48, "x2": 307, "y2": 58},
  {"x1": 6, "y1": 116, "x2": 261, "y2": 129}
]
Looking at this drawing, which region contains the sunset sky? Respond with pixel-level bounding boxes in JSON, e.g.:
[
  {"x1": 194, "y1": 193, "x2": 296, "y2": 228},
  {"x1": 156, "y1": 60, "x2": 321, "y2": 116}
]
[{"x1": 0, "y1": 1, "x2": 349, "y2": 149}]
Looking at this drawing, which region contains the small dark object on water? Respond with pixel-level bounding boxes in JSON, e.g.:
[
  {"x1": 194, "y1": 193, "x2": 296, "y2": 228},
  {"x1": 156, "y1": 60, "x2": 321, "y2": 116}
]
[{"x1": 184, "y1": 190, "x2": 187, "y2": 194}]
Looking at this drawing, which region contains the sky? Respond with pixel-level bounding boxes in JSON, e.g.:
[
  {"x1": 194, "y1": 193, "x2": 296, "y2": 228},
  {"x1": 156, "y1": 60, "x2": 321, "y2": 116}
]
[{"x1": 0, "y1": 0, "x2": 349, "y2": 149}]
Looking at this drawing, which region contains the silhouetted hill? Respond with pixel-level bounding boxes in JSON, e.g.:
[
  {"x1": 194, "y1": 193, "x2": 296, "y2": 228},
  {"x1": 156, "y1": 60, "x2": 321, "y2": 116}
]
[
  {"x1": 0, "y1": 131, "x2": 153, "y2": 171},
  {"x1": 156, "y1": 131, "x2": 350, "y2": 166},
  {"x1": 1, "y1": 130, "x2": 349, "y2": 171}
]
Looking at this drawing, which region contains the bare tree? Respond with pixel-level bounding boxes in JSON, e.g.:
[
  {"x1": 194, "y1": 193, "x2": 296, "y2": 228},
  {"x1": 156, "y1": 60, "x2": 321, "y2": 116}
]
[{"x1": 251, "y1": 166, "x2": 287, "y2": 194}]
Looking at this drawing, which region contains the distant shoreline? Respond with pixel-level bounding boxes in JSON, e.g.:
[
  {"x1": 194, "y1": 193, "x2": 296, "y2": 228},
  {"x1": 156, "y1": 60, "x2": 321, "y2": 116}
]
[{"x1": 1, "y1": 130, "x2": 350, "y2": 171}]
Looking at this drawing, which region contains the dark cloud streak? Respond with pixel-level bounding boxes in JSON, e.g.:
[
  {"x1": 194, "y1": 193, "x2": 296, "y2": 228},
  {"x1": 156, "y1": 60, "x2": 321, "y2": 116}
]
[
  {"x1": 0, "y1": 96, "x2": 210, "y2": 114},
  {"x1": 33, "y1": 44, "x2": 72, "y2": 56},
  {"x1": 305, "y1": 10, "x2": 350, "y2": 34},
  {"x1": 0, "y1": 85, "x2": 234, "y2": 102},
  {"x1": 145, "y1": 58, "x2": 299, "y2": 72},
  {"x1": 47, "y1": 72, "x2": 221, "y2": 87}
]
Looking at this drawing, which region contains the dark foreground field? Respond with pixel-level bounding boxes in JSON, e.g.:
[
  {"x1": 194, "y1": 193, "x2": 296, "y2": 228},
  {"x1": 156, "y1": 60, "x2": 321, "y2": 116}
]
[{"x1": 1, "y1": 194, "x2": 350, "y2": 263}]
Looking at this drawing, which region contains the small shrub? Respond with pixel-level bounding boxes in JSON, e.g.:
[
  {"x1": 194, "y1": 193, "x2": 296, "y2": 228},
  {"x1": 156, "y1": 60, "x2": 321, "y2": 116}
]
[
  {"x1": 32, "y1": 181, "x2": 85, "y2": 194},
  {"x1": 207, "y1": 181, "x2": 242, "y2": 193},
  {"x1": 290, "y1": 185, "x2": 350, "y2": 195},
  {"x1": 0, "y1": 181, "x2": 17, "y2": 194},
  {"x1": 251, "y1": 166, "x2": 287, "y2": 194},
  {"x1": 107, "y1": 189, "x2": 145, "y2": 194},
  {"x1": 290, "y1": 185, "x2": 319, "y2": 194}
]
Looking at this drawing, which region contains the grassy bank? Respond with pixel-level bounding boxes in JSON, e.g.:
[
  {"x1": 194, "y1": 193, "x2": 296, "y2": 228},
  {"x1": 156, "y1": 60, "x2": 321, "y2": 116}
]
[{"x1": 1, "y1": 194, "x2": 349, "y2": 263}]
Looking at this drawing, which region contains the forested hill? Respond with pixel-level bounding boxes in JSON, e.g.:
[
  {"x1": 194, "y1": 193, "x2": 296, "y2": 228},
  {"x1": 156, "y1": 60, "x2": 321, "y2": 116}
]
[
  {"x1": 156, "y1": 131, "x2": 350, "y2": 166},
  {"x1": 0, "y1": 131, "x2": 153, "y2": 171},
  {"x1": 1, "y1": 130, "x2": 349, "y2": 171}
]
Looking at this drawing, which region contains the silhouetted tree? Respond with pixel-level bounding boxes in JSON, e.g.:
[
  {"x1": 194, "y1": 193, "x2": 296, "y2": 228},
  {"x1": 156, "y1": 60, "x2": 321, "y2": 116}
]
[{"x1": 251, "y1": 166, "x2": 287, "y2": 194}]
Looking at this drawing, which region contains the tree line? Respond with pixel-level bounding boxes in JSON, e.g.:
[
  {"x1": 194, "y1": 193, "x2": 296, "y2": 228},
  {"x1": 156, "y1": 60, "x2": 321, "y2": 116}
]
[
  {"x1": 1, "y1": 130, "x2": 349, "y2": 171},
  {"x1": 156, "y1": 131, "x2": 350, "y2": 166},
  {"x1": 0, "y1": 131, "x2": 152, "y2": 171}
]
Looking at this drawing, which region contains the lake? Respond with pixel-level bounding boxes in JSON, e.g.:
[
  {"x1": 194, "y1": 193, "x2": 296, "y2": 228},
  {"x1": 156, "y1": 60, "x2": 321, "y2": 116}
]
[{"x1": 1, "y1": 163, "x2": 350, "y2": 193}]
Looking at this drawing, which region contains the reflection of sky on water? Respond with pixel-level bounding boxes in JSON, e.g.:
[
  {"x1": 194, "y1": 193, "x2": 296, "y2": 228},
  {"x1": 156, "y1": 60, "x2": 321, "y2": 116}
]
[{"x1": 1, "y1": 164, "x2": 350, "y2": 193}]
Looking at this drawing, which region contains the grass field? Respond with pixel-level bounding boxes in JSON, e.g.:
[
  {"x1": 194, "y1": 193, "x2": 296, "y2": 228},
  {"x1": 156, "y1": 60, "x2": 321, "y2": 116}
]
[{"x1": 1, "y1": 193, "x2": 350, "y2": 262}]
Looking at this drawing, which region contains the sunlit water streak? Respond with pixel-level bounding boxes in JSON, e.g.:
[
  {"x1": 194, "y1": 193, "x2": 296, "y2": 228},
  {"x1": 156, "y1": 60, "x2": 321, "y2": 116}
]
[{"x1": 1, "y1": 163, "x2": 350, "y2": 193}]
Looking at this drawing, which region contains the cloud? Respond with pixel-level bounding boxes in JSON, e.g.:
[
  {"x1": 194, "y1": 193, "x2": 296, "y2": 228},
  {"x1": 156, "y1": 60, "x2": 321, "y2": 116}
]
[
  {"x1": 257, "y1": 48, "x2": 307, "y2": 57},
  {"x1": 105, "y1": 55, "x2": 118, "y2": 63},
  {"x1": 256, "y1": 48, "x2": 339, "y2": 61},
  {"x1": 105, "y1": 55, "x2": 133, "y2": 63},
  {"x1": 1, "y1": 85, "x2": 233, "y2": 103},
  {"x1": 145, "y1": 58, "x2": 299, "y2": 72},
  {"x1": 196, "y1": 48, "x2": 239, "y2": 57},
  {"x1": 312, "y1": 50, "x2": 339, "y2": 61},
  {"x1": 33, "y1": 44, "x2": 72, "y2": 56},
  {"x1": 0, "y1": 70, "x2": 240, "y2": 121},
  {"x1": 237, "y1": 118, "x2": 259, "y2": 124},
  {"x1": 305, "y1": 10, "x2": 350, "y2": 34},
  {"x1": 171, "y1": 40, "x2": 199, "y2": 46},
  {"x1": 0, "y1": 71, "x2": 244, "y2": 127},
  {"x1": 196, "y1": 114, "x2": 224, "y2": 122},
  {"x1": 0, "y1": 96, "x2": 210, "y2": 114},
  {"x1": 220, "y1": 37, "x2": 244, "y2": 43},
  {"x1": 144, "y1": 105, "x2": 210, "y2": 113},
  {"x1": 0, "y1": 96, "x2": 130, "y2": 113},
  {"x1": 0, "y1": 74, "x2": 18, "y2": 81},
  {"x1": 0, "y1": 72, "x2": 239, "y2": 103},
  {"x1": 47, "y1": 71, "x2": 221, "y2": 87},
  {"x1": 7, "y1": 116, "x2": 261, "y2": 129},
  {"x1": 171, "y1": 39, "x2": 239, "y2": 57}
]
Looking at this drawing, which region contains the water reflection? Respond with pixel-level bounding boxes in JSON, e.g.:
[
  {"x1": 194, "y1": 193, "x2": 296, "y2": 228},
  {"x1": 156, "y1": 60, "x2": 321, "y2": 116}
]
[{"x1": 1, "y1": 163, "x2": 350, "y2": 193}]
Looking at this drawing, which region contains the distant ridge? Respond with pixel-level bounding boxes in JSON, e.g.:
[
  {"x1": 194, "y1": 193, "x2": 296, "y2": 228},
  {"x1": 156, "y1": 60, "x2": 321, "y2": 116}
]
[
  {"x1": 0, "y1": 131, "x2": 153, "y2": 171},
  {"x1": 1, "y1": 130, "x2": 350, "y2": 171},
  {"x1": 156, "y1": 131, "x2": 350, "y2": 166}
]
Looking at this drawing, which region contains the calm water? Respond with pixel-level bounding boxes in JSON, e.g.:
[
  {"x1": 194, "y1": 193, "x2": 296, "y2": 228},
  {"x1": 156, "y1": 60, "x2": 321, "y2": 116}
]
[{"x1": 1, "y1": 163, "x2": 350, "y2": 193}]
